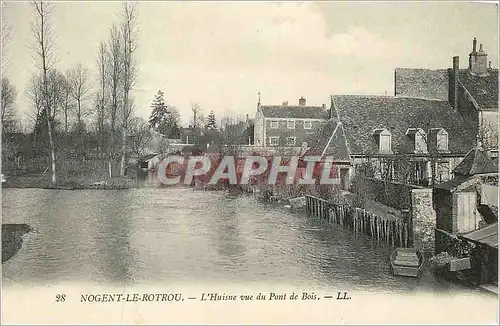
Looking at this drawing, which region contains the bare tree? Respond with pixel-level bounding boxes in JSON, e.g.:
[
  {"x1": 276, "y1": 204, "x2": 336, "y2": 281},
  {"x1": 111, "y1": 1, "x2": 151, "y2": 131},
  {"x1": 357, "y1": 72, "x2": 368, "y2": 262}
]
[
  {"x1": 25, "y1": 74, "x2": 43, "y2": 139},
  {"x1": 191, "y1": 102, "x2": 205, "y2": 129},
  {"x1": 67, "y1": 63, "x2": 91, "y2": 137},
  {"x1": 2, "y1": 2, "x2": 12, "y2": 69},
  {"x1": 59, "y1": 71, "x2": 73, "y2": 133},
  {"x1": 105, "y1": 23, "x2": 122, "y2": 177},
  {"x1": 1, "y1": 77, "x2": 17, "y2": 132},
  {"x1": 119, "y1": 2, "x2": 138, "y2": 176},
  {"x1": 46, "y1": 69, "x2": 66, "y2": 124},
  {"x1": 128, "y1": 116, "x2": 151, "y2": 157},
  {"x1": 30, "y1": 1, "x2": 57, "y2": 184},
  {"x1": 95, "y1": 41, "x2": 107, "y2": 157},
  {"x1": 26, "y1": 70, "x2": 65, "y2": 136},
  {"x1": 215, "y1": 114, "x2": 247, "y2": 157}
]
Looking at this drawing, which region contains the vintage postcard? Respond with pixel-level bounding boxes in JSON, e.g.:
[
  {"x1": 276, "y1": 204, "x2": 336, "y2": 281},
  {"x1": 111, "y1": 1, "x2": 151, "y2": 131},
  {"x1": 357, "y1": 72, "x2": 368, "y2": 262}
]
[{"x1": 1, "y1": 0, "x2": 499, "y2": 324}]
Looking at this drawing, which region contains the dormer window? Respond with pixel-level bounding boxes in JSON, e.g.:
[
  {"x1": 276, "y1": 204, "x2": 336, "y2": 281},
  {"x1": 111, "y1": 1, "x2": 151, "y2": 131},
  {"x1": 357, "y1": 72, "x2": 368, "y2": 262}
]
[
  {"x1": 406, "y1": 128, "x2": 428, "y2": 153},
  {"x1": 372, "y1": 128, "x2": 392, "y2": 153},
  {"x1": 430, "y1": 128, "x2": 449, "y2": 152}
]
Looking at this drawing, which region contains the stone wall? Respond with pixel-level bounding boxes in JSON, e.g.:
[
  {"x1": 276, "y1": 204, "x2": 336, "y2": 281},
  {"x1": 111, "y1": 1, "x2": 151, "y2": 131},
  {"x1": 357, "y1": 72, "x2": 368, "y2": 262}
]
[{"x1": 411, "y1": 188, "x2": 436, "y2": 255}]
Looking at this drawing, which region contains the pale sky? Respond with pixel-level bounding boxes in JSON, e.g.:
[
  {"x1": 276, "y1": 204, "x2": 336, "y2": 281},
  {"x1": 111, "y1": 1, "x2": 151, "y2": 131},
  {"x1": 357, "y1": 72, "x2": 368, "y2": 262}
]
[{"x1": 2, "y1": 1, "x2": 499, "y2": 128}]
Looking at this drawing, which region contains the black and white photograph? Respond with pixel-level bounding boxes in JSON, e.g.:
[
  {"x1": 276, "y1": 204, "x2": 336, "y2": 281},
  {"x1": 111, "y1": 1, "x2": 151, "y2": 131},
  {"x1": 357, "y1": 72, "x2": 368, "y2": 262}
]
[{"x1": 1, "y1": 1, "x2": 499, "y2": 324}]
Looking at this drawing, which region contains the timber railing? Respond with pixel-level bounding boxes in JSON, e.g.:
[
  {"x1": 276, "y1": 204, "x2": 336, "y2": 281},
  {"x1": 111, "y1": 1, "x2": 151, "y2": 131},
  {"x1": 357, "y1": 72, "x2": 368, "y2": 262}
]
[{"x1": 305, "y1": 195, "x2": 411, "y2": 247}]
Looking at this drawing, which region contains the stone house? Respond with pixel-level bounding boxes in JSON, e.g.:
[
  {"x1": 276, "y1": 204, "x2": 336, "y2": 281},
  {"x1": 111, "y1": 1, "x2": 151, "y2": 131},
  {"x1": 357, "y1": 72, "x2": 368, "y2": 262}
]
[
  {"x1": 434, "y1": 147, "x2": 498, "y2": 253},
  {"x1": 395, "y1": 37, "x2": 498, "y2": 152},
  {"x1": 312, "y1": 38, "x2": 498, "y2": 188},
  {"x1": 253, "y1": 96, "x2": 329, "y2": 148},
  {"x1": 313, "y1": 95, "x2": 476, "y2": 187}
]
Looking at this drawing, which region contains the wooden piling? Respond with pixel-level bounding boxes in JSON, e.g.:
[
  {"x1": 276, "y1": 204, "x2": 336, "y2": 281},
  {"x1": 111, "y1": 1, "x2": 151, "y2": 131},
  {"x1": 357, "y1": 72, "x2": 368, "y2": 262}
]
[{"x1": 305, "y1": 195, "x2": 410, "y2": 248}]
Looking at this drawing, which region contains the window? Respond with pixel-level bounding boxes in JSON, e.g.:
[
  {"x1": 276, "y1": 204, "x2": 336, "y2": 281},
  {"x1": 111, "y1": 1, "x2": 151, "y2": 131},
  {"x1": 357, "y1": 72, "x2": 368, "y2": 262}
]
[
  {"x1": 429, "y1": 128, "x2": 449, "y2": 153},
  {"x1": 303, "y1": 120, "x2": 312, "y2": 129},
  {"x1": 270, "y1": 120, "x2": 278, "y2": 129},
  {"x1": 372, "y1": 128, "x2": 392, "y2": 154},
  {"x1": 269, "y1": 137, "x2": 280, "y2": 146},
  {"x1": 436, "y1": 129, "x2": 449, "y2": 152},
  {"x1": 340, "y1": 168, "x2": 350, "y2": 190},
  {"x1": 406, "y1": 128, "x2": 428, "y2": 153},
  {"x1": 287, "y1": 120, "x2": 295, "y2": 129},
  {"x1": 286, "y1": 137, "x2": 296, "y2": 146}
]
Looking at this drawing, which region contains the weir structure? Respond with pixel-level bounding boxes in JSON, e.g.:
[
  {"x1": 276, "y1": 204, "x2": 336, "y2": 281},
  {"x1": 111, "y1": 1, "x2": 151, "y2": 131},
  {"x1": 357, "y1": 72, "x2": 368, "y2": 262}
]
[{"x1": 305, "y1": 195, "x2": 412, "y2": 247}]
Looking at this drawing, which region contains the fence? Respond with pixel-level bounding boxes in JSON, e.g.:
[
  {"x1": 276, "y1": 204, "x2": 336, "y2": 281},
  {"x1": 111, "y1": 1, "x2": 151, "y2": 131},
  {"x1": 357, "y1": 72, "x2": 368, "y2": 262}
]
[{"x1": 305, "y1": 195, "x2": 411, "y2": 247}]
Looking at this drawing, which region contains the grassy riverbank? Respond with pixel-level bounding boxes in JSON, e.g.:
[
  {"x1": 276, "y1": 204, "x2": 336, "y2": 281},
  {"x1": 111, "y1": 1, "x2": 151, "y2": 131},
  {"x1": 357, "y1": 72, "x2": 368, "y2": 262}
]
[
  {"x1": 2, "y1": 160, "x2": 139, "y2": 190},
  {"x1": 2, "y1": 174, "x2": 137, "y2": 190}
]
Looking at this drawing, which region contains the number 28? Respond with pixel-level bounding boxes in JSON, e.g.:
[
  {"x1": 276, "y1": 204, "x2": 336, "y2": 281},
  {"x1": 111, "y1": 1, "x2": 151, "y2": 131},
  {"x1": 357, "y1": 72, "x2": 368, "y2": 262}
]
[{"x1": 55, "y1": 294, "x2": 66, "y2": 302}]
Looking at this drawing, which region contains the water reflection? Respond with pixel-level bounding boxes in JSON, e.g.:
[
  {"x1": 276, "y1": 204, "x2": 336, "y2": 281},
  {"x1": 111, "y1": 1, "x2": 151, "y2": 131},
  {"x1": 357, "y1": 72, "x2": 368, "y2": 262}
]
[
  {"x1": 92, "y1": 190, "x2": 134, "y2": 285},
  {"x1": 211, "y1": 195, "x2": 247, "y2": 269},
  {"x1": 0, "y1": 188, "x2": 477, "y2": 295}
]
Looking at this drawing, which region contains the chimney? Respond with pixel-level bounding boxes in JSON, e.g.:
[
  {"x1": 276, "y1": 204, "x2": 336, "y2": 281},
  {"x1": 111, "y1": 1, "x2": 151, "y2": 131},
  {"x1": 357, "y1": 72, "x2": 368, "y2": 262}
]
[
  {"x1": 299, "y1": 97, "x2": 306, "y2": 106},
  {"x1": 452, "y1": 56, "x2": 459, "y2": 110},
  {"x1": 473, "y1": 37, "x2": 477, "y2": 53},
  {"x1": 469, "y1": 39, "x2": 489, "y2": 76}
]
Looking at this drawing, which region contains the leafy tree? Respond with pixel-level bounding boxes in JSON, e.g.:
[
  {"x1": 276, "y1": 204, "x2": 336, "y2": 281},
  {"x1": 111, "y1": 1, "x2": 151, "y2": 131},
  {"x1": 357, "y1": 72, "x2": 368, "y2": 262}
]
[
  {"x1": 148, "y1": 90, "x2": 180, "y2": 139},
  {"x1": 162, "y1": 106, "x2": 181, "y2": 139},
  {"x1": 128, "y1": 116, "x2": 151, "y2": 156},
  {"x1": 205, "y1": 110, "x2": 218, "y2": 130},
  {"x1": 148, "y1": 90, "x2": 168, "y2": 130}
]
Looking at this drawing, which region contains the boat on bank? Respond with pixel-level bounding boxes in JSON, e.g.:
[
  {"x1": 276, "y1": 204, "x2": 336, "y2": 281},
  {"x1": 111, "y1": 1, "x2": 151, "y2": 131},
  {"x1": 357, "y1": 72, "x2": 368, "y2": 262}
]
[{"x1": 390, "y1": 247, "x2": 425, "y2": 278}]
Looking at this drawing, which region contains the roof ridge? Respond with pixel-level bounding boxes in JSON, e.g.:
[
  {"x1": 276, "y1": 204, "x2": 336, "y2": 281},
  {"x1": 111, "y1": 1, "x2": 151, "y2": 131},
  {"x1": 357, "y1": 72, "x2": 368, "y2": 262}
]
[
  {"x1": 394, "y1": 96, "x2": 450, "y2": 102},
  {"x1": 332, "y1": 94, "x2": 393, "y2": 98},
  {"x1": 260, "y1": 104, "x2": 324, "y2": 108},
  {"x1": 333, "y1": 94, "x2": 449, "y2": 103},
  {"x1": 395, "y1": 67, "x2": 449, "y2": 72}
]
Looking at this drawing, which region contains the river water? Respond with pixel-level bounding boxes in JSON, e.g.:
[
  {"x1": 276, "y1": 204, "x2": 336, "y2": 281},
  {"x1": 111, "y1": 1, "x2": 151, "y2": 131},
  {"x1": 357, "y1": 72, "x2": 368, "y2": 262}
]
[{"x1": 0, "y1": 187, "x2": 488, "y2": 296}]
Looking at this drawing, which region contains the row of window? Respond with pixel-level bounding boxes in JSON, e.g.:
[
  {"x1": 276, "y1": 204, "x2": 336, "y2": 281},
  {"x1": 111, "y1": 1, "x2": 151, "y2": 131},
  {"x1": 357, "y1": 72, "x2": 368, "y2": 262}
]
[
  {"x1": 269, "y1": 136, "x2": 296, "y2": 146},
  {"x1": 269, "y1": 120, "x2": 312, "y2": 130},
  {"x1": 373, "y1": 128, "x2": 449, "y2": 153}
]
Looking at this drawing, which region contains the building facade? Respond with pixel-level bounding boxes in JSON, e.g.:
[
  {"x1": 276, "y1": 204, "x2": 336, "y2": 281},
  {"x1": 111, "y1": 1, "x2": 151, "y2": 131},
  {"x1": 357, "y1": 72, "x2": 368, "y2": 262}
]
[
  {"x1": 313, "y1": 38, "x2": 498, "y2": 188},
  {"x1": 395, "y1": 38, "x2": 498, "y2": 152},
  {"x1": 253, "y1": 97, "x2": 329, "y2": 148}
]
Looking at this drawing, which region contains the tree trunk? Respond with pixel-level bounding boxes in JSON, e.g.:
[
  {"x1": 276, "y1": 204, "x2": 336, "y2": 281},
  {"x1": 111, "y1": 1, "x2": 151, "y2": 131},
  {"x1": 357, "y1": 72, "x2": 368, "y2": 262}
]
[
  {"x1": 120, "y1": 126, "x2": 126, "y2": 176},
  {"x1": 109, "y1": 132, "x2": 114, "y2": 178},
  {"x1": 64, "y1": 110, "x2": 68, "y2": 133},
  {"x1": 46, "y1": 114, "x2": 56, "y2": 184}
]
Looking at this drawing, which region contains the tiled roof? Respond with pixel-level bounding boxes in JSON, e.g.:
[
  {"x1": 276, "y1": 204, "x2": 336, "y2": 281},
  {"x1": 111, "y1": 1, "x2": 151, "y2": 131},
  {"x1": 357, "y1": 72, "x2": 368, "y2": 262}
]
[
  {"x1": 452, "y1": 147, "x2": 498, "y2": 176},
  {"x1": 304, "y1": 119, "x2": 350, "y2": 161},
  {"x1": 434, "y1": 175, "x2": 473, "y2": 191},
  {"x1": 139, "y1": 152, "x2": 161, "y2": 162},
  {"x1": 260, "y1": 105, "x2": 329, "y2": 120},
  {"x1": 330, "y1": 95, "x2": 476, "y2": 155},
  {"x1": 394, "y1": 68, "x2": 450, "y2": 101},
  {"x1": 459, "y1": 69, "x2": 498, "y2": 110},
  {"x1": 460, "y1": 222, "x2": 498, "y2": 248}
]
